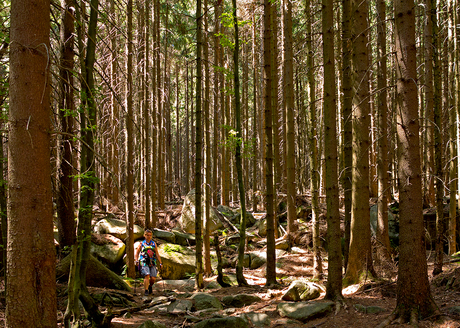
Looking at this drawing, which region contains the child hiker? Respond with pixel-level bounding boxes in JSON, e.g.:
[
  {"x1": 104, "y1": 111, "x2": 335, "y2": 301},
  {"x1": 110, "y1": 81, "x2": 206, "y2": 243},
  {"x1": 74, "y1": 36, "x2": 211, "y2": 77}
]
[{"x1": 135, "y1": 229, "x2": 163, "y2": 296}]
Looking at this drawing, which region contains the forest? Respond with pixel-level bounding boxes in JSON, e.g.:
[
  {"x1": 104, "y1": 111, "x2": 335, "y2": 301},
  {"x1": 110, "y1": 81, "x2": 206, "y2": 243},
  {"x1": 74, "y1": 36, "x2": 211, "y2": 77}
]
[{"x1": 1, "y1": 0, "x2": 460, "y2": 326}]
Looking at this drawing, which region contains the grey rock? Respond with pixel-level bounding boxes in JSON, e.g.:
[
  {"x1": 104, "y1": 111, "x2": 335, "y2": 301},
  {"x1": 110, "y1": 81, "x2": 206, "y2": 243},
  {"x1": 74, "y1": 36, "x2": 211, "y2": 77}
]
[
  {"x1": 93, "y1": 218, "x2": 143, "y2": 240},
  {"x1": 277, "y1": 301, "x2": 334, "y2": 322},
  {"x1": 167, "y1": 299, "x2": 193, "y2": 314},
  {"x1": 243, "y1": 312, "x2": 271, "y2": 327},
  {"x1": 190, "y1": 293, "x2": 223, "y2": 311},
  {"x1": 153, "y1": 229, "x2": 176, "y2": 243},
  {"x1": 222, "y1": 294, "x2": 262, "y2": 308},
  {"x1": 179, "y1": 189, "x2": 224, "y2": 234},
  {"x1": 282, "y1": 280, "x2": 321, "y2": 301}
]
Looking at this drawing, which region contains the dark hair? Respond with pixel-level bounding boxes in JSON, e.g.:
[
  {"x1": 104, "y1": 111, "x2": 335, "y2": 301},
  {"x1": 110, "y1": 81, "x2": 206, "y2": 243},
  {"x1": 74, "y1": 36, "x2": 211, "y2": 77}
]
[{"x1": 145, "y1": 229, "x2": 152, "y2": 234}]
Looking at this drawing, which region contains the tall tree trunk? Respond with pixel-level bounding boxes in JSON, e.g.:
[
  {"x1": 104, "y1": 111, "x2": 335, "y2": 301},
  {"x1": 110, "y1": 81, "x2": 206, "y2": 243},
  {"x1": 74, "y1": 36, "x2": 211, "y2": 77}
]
[
  {"x1": 344, "y1": 0, "x2": 374, "y2": 285},
  {"x1": 341, "y1": 0, "x2": 352, "y2": 271},
  {"x1": 126, "y1": 0, "x2": 135, "y2": 279},
  {"x1": 376, "y1": 0, "x2": 391, "y2": 263},
  {"x1": 57, "y1": 0, "x2": 76, "y2": 252},
  {"x1": 233, "y1": 0, "x2": 249, "y2": 286},
  {"x1": 323, "y1": 0, "x2": 342, "y2": 300},
  {"x1": 65, "y1": 0, "x2": 111, "y2": 325},
  {"x1": 251, "y1": 7, "x2": 259, "y2": 212},
  {"x1": 306, "y1": 0, "x2": 321, "y2": 278},
  {"x1": 7, "y1": 0, "x2": 56, "y2": 324},
  {"x1": 431, "y1": 0, "x2": 444, "y2": 276},
  {"x1": 283, "y1": 0, "x2": 296, "y2": 243},
  {"x1": 449, "y1": 0, "x2": 458, "y2": 255},
  {"x1": 195, "y1": 0, "x2": 204, "y2": 289},
  {"x1": 424, "y1": 0, "x2": 436, "y2": 207},
  {"x1": 264, "y1": 0, "x2": 277, "y2": 286},
  {"x1": 144, "y1": 0, "x2": 151, "y2": 229},
  {"x1": 204, "y1": 0, "x2": 212, "y2": 276},
  {"x1": 379, "y1": 1, "x2": 439, "y2": 324}
]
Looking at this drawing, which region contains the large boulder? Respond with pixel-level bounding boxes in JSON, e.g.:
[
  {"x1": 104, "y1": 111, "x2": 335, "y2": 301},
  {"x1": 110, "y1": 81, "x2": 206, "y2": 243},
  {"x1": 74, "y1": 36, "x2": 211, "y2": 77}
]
[
  {"x1": 158, "y1": 243, "x2": 196, "y2": 280},
  {"x1": 281, "y1": 280, "x2": 321, "y2": 301},
  {"x1": 190, "y1": 293, "x2": 223, "y2": 311},
  {"x1": 90, "y1": 234, "x2": 126, "y2": 265},
  {"x1": 178, "y1": 189, "x2": 223, "y2": 234},
  {"x1": 153, "y1": 228, "x2": 176, "y2": 243},
  {"x1": 93, "y1": 218, "x2": 144, "y2": 241}
]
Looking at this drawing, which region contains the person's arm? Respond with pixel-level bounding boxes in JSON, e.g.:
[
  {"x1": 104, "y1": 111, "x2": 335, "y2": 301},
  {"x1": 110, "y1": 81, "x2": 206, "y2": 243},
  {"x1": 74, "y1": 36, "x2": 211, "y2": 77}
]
[{"x1": 134, "y1": 243, "x2": 142, "y2": 263}]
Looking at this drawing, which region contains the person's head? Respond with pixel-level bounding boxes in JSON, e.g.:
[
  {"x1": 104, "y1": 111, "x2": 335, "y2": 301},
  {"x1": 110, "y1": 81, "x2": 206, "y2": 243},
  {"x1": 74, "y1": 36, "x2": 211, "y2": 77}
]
[{"x1": 144, "y1": 229, "x2": 153, "y2": 241}]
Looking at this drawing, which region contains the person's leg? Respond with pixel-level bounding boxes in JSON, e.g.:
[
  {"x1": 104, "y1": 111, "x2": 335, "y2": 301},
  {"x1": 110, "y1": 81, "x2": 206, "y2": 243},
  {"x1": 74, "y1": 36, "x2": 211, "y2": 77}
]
[
  {"x1": 148, "y1": 266, "x2": 157, "y2": 293},
  {"x1": 140, "y1": 265, "x2": 151, "y2": 295}
]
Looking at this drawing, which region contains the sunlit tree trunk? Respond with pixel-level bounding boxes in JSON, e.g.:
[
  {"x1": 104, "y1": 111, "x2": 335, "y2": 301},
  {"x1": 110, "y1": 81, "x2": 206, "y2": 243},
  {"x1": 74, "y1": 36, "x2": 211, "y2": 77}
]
[{"x1": 345, "y1": 0, "x2": 374, "y2": 284}]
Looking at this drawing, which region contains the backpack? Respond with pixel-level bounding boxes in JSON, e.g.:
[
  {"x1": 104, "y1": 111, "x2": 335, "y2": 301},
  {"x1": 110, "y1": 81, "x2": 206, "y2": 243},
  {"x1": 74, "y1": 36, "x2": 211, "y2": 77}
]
[{"x1": 140, "y1": 240, "x2": 157, "y2": 267}]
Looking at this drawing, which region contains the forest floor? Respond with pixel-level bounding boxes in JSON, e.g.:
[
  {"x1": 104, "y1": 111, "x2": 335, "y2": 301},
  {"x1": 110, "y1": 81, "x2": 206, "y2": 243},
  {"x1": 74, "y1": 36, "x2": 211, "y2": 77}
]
[
  {"x1": 2, "y1": 203, "x2": 460, "y2": 328},
  {"x1": 88, "y1": 252, "x2": 460, "y2": 328}
]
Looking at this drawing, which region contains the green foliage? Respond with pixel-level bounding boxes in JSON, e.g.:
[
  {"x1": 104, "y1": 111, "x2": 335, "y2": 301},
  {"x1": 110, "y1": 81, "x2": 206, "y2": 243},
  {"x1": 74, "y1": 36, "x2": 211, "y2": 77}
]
[{"x1": 163, "y1": 244, "x2": 187, "y2": 254}]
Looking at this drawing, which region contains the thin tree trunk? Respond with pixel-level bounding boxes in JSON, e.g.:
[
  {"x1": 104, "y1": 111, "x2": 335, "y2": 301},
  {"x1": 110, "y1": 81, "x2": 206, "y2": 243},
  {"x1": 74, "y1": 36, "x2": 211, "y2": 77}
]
[
  {"x1": 284, "y1": 0, "x2": 296, "y2": 243},
  {"x1": 432, "y1": 0, "x2": 444, "y2": 276},
  {"x1": 233, "y1": 0, "x2": 249, "y2": 286},
  {"x1": 57, "y1": 0, "x2": 76, "y2": 252},
  {"x1": 341, "y1": 0, "x2": 352, "y2": 271},
  {"x1": 264, "y1": 0, "x2": 277, "y2": 286},
  {"x1": 323, "y1": 0, "x2": 342, "y2": 300},
  {"x1": 126, "y1": 0, "x2": 135, "y2": 279},
  {"x1": 195, "y1": 0, "x2": 204, "y2": 289},
  {"x1": 376, "y1": 0, "x2": 391, "y2": 262},
  {"x1": 306, "y1": 0, "x2": 321, "y2": 278}
]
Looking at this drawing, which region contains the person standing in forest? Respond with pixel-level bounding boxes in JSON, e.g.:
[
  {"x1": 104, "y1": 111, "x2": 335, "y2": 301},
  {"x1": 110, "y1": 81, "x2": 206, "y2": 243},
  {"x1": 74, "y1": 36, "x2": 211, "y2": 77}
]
[{"x1": 135, "y1": 229, "x2": 163, "y2": 296}]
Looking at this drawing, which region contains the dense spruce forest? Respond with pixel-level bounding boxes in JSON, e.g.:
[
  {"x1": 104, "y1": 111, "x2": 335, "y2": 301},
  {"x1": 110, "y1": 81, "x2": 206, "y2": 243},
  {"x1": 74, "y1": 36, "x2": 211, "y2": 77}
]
[{"x1": 1, "y1": 0, "x2": 460, "y2": 326}]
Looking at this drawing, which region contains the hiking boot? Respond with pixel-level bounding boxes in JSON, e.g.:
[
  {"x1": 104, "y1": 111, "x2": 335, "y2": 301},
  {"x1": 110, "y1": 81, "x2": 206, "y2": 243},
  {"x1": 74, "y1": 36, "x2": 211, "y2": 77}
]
[
  {"x1": 144, "y1": 290, "x2": 149, "y2": 296},
  {"x1": 148, "y1": 285, "x2": 153, "y2": 294}
]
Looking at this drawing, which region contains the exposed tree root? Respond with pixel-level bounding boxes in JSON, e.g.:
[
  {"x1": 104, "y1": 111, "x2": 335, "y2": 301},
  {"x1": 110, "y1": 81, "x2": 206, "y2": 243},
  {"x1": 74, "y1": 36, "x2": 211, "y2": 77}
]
[{"x1": 376, "y1": 301, "x2": 443, "y2": 328}]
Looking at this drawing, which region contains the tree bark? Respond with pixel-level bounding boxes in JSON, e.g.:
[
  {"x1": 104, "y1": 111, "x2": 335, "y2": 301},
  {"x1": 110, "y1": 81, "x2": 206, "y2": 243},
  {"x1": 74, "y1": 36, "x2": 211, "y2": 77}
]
[
  {"x1": 323, "y1": 0, "x2": 342, "y2": 301},
  {"x1": 57, "y1": 0, "x2": 76, "y2": 253},
  {"x1": 264, "y1": 0, "x2": 277, "y2": 286},
  {"x1": 389, "y1": 0, "x2": 439, "y2": 323},
  {"x1": 8, "y1": 0, "x2": 56, "y2": 324},
  {"x1": 195, "y1": 0, "x2": 204, "y2": 289},
  {"x1": 344, "y1": 0, "x2": 374, "y2": 285}
]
